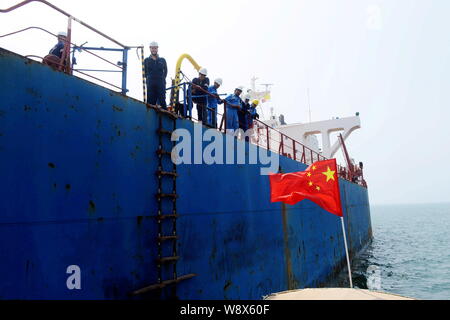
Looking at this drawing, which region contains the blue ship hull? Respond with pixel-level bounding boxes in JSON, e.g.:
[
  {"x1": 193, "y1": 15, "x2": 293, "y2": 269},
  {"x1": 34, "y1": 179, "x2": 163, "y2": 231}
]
[{"x1": 0, "y1": 48, "x2": 372, "y2": 299}]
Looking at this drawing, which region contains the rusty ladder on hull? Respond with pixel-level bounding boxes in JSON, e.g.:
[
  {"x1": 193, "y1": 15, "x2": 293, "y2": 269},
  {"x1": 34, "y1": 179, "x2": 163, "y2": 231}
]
[{"x1": 131, "y1": 108, "x2": 196, "y2": 297}]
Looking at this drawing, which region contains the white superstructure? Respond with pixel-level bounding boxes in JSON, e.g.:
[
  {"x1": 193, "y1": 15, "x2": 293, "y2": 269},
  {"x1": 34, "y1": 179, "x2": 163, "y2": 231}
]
[{"x1": 246, "y1": 78, "x2": 361, "y2": 160}]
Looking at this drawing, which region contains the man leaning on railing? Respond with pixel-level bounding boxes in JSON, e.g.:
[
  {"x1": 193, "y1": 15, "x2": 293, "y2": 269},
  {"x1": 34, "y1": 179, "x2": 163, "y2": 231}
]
[
  {"x1": 191, "y1": 68, "x2": 210, "y2": 123},
  {"x1": 206, "y1": 78, "x2": 223, "y2": 128},
  {"x1": 239, "y1": 94, "x2": 251, "y2": 132},
  {"x1": 43, "y1": 31, "x2": 69, "y2": 70},
  {"x1": 244, "y1": 100, "x2": 260, "y2": 142},
  {"x1": 224, "y1": 86, "x2": 244, "y2": 131}
]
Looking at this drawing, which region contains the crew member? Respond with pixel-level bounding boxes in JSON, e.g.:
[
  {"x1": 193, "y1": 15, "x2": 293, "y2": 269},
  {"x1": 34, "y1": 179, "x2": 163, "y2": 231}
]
[
  {"x1": 245, "y1": 100, "x2": 260, "y2": 142},
  {"x1": 248, "y1": 100, "x2": 260, "y2": 122},
  {"x1": 192, "y1": 68, "x2": 210, "y2": 122},
  {"x1": 207, "y1": 78, "x2": 223, "y2": 128},
  {"x1": 49, "y1": 31, "x2": 68, "y2": 58},
  {"x1": 43, "y1": 31, "x2": 69, "y2": 69},
  {"x1": 239, "y1": 94, "x2": 251, "y2": 131},
  {"x1": 224, "y1": 86, "x2": 243, "y2": 131},
  {"x1": 144, "y1": 41, "x2": 168, "y2": 109}
]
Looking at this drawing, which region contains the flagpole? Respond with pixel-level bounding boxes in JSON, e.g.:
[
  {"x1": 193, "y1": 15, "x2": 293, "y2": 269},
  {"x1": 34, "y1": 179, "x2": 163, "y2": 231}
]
[{"x1": 340, "y1": 216, "x2": 353, "y2": 288}]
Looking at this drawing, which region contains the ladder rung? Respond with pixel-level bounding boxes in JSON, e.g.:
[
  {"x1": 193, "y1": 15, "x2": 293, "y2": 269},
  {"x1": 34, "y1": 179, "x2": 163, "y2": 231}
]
[
  {"x1": 130, "y1": 274, "x2": 197, "y2": 295},
  {"x1": 156, "y1": 150, "x2": 172, "y2": 156},
  {"x1": 157, "y1": 256, "x2": 179, "y2": 264},
  {"x1": 155, "y1": 108, "x2": 178, "y2": 119},
  {"x1": 156, "y1": 193, "x2": 178, "y2": 199},
  {"x1": 158, "y1": 235, "x2": 179, "y2": 241},
  {"x1": 156, "y1": 171, "x2": 178, "y2": 177},
  {"x1": 156, "y1": 214, "x2": 179, "y2": 220},
  {"x1": 157, "y1": 129, "x2": 173, "y2": 135}
]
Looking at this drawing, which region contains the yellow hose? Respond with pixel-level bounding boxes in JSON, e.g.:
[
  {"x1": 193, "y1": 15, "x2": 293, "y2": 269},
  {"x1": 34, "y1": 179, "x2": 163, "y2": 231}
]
[{"x1": 170, "y1": 53, "x2": 202, "y2": 107}]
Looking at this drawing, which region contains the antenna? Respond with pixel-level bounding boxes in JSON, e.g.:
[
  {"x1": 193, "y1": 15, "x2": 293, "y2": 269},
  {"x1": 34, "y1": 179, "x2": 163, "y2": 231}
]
[
  {"x1": 260, "y1": 83, "x2": 274, "y2": 92},
  {"x1": 251, "y1": 76, "x2": 258, "y2": 91},
  {"x1": 307, "y1": 88, "x2": 312, "y2": 123}
]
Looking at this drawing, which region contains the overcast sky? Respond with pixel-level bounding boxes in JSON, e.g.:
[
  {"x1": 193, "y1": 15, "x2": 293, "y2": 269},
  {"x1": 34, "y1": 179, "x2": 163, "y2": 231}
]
[{"x1": 1, "y1": 0, "x2": 449, "y2": 205}]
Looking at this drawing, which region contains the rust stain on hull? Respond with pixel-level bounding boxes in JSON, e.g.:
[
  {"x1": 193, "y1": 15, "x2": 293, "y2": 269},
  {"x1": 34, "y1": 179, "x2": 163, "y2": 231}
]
[{"x1": 281, "y1": 203, "x2": 296, "y2": 290}]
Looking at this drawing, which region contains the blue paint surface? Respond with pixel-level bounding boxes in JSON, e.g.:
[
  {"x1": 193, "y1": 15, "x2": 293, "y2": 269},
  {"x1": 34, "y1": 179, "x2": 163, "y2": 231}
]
[{"x1": 0, "y1": 48, "x2": 372, "y2": 299}]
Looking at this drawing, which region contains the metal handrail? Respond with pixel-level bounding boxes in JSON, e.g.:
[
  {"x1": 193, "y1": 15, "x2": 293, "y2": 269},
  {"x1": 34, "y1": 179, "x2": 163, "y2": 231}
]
[
  {"x1": 0, "y1": 26, "x2": 125, "y2": 92},
  {"x1": 0, "y1": 0, "x2": 133, "y2": 94},
  {"x1": 0, "y1": 26, "x2": 123, "y2": 70},
  {"x1": 73, "y1": 70, "x2": 123, "y2": 91},
  {"x1": 0, "y1": 0, "x2": 126, "y2": 48},
  {"x1": 187, "y1": 82, "x2": 324, "y2": 158},
  {"x1": 167, "y1": 81, "x2": 365, "y2": 186}
]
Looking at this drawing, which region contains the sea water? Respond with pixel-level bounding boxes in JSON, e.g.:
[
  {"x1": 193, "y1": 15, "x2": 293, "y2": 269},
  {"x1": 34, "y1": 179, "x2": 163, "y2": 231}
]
[{"x1": 347, "y1": 202, "x2": 450, "y2": 300}]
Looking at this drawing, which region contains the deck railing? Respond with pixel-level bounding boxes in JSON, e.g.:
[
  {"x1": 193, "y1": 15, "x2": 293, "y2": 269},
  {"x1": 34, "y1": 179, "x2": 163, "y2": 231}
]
[
  {"x1": 0, "y1": 0, "x2": 137, "y2": 94},
  {"x1": 168, "y1": 83, "x2": 366, "y2": 187}
]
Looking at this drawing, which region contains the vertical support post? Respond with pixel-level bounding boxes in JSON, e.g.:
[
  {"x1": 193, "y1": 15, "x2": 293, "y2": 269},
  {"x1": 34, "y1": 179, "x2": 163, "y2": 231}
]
[
  {"x1": 171, "y1": 70, "x2": 182, "y2": 108},
  {"x1": 121, "y1": 48, "x2": 128, "y2": 95},
  {"x1": 280, "y1": 134, "x2": 284, "y2": 156},
  {"x1": 64, "y1": 16, "x2": 72, "y2": 74},
  {"x1": 256, "y1": 127, "x2": 259, "y2": 145},
  {"x1": 183, "y1": 83, "x2": 187, "y2": 117},
  {"x1": 257, "y1": 127, "x2": 261, "y2": 146},
  {"x1": 71, "y1": 45, "x2": 76, "y2": 71},
  {"x1": 293, "y1": 141, "x2": 297, "y2": 161},
  {"x1": 224, "y1": 101, "x2": 227, "y2": 132},
  {"x1": 341, "y1": 216, "x2": 353, "y2": 288},
  {"x1": 302, "y1": 145, "x2": 306, "y2": 163},
  {"x1": 140, "y1": 46, "x2": 146, "y2": 103},
  {"x1": 266, "y1": 125, "x2": 270, "y2": 151},
  {"x1": 188, "y1": 84, "x2": 192, "y2": 119}
]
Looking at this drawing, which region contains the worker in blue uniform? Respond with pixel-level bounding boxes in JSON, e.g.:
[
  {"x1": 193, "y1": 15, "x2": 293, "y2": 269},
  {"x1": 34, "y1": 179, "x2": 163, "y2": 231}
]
[
  {"x1": 224, "y1": 86, "x2": 244, "y2": 131},
  {"x1": 192, "y1": 68, "x2": 210, "y2": 122},
  {"x1": 44, "y1": 31, "x2": 69, "y2": 70},
  {"x1": 49, "y1": 31, "x2": 67, "y2": 59},
  {"x1": 244, "y1": 100, "x2": 260, "y2": 142},
  {"x1": 207, "y1": 78, "x2": 223, "y2": 128},
  {"x1": 144, "y1": 41, "x2": 168, "y2": 109},
  {"x1": 239, "y1": 94, "x2": 251, "y2": 131},
  {"x1": 247, "y1": 100, "x2": 260, "y2": 126}
]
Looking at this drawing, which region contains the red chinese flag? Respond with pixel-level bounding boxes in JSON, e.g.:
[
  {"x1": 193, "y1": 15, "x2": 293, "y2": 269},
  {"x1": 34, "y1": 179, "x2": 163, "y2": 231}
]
[{"x1": 269, "y1": 159, "x2": 343, "y2": 217}]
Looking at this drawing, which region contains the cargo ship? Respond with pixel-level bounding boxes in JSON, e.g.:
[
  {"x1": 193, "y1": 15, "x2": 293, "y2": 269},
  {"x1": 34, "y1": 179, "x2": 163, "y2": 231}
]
[{"x1": 0, "y1": 0, "x2": 372, "y2": 300}]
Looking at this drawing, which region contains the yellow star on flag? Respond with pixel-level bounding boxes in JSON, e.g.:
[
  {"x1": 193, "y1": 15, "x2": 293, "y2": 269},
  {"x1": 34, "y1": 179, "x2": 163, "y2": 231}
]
[
  {"x1": 316, "y1": 186, "x2": 321, "y2": 191},
  {"x1": 308, "y1": 181, "x2": 313, "y2": 187},
  {"x1": 307, "y1": 172, "x2": 312, "y2": 177},
  {"x1": 322, "y1": 167, "x2": 336, "y2": 182},
  {"x1": 312, "y1": 166, "x2": 317, "y2": 171}
]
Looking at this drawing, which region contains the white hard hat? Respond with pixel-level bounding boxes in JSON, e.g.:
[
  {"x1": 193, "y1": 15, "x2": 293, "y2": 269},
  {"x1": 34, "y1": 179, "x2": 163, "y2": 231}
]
[
  {"x1": 199, "y1": 68, "x2": 208, "y2": 76},
  {"x1": 149, "y1": 41, "x2": 159, "y2": 47},
  {"x1": 214, "y1": 78, "x2": 223, "y2": 86},
  {"x1": 57, "y1": 31, "x2": 67, "y2": 37},
  {"x1": 244, "y1": 94, "x2": 251, "y2": 101},
  {"x1": 236, "y1": 86, "x2": 244, "y2": 91}
]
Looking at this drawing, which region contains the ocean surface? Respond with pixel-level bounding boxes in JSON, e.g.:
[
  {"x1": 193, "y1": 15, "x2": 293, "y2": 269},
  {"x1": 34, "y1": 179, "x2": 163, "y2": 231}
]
[{"x1": 343, "y1": 202, "x2": 450, "y2": 300}]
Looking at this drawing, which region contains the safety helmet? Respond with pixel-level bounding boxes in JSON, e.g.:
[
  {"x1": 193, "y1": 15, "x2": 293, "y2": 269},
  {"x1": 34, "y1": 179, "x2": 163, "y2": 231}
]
[
  {"x1": 57, "y1": 31, "x2": 67, "y2": 37},
  {"x1": 236, "y1": 86, "x2": 244, "y2": 92},
  {"x1": 214, "y1": 78, "x2": 223, "y2": 86},
  {"x1": 199, "y1": 68, "x2": 208, "y2": 76},
  {"x1": 149, "y1": 41, "x2": 159, "y2": 47},
  {"x1": 252, "y1": 100, "x2": 260, "y2": 106},
  {"x1": 243, "y1": 94, "x2": 251, "y2": 101}
]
